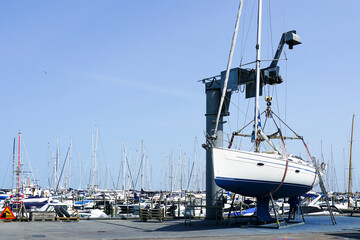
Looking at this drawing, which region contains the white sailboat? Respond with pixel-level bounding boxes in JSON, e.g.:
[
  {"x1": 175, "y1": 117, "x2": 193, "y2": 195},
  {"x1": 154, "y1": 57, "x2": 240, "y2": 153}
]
[
  {"x1": 211, "y1": 0, "x2": 320, "y2": 199},
  {"x1": 213, "y1": 148, "x2": 318, "y2": 198}
]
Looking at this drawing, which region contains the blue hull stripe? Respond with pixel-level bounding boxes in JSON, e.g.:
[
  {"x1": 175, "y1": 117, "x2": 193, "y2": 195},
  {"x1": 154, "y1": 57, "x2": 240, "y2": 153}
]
[{"x1": 215, "y1": 177, "x2": 312, "y2": 198}]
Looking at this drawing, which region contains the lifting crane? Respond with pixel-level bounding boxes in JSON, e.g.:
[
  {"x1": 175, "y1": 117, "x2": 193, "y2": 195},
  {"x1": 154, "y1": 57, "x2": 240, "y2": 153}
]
[{"x1": 203, "y1": 30, "x2": 301, "y2": 220}]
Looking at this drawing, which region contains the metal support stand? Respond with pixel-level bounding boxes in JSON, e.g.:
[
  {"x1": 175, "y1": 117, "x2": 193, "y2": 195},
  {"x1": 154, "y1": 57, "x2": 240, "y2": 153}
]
[
  {"x1": 17, "y1": 202, "x2": 29, "y2": 221},
  {"x1": 269, "y1": 192, "x2": 286, "y2": 228},
  {"x1": 298, "y1": 199, "x2": 306, "y2": 223},
  {"x1": 314, "y1": 161, "x2": 337, "y2": 225},
  {"x1": 251, "y1": 194, "x2": 305, "y2": 229},
  {"x1": 226, "y1": 193, "x2": 238, "y2": 226}
]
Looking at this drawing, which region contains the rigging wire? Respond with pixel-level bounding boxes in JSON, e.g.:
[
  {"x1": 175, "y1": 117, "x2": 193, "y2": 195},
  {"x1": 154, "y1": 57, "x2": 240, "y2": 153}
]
[
  {"x1": 321, "y1": 141, "x2": 330, "y2": 190},
  {"x1": 343, "y1": 148, "x2": 347, "y2": 193},
  {"x1": 1, "y1": 155, "x2": 11, "y2": 188},
  {"x1": 224, "y1": 94, "x2": 233, "y2": 141},
  {"x1": 98, "y1": 129, "x2": 117, "y2": 189},
  {"x1": 274, "y1": 85, "x2": 282, "y2": 132},
  {"x1": 331, "y1": 144, "x2": 339, "y2": 192},
  {"x1": 266, "y1": 0, "x2": 274, "y2": 99},
  {"x1": 240, "y1": 0, "x2": 257, "y2": 66},
  {"x1": 21, "y1": 136, "x2": 37, "y2": 186},
  {"x1": 55, "y1": 145, "x2": 70, "y2": 192},
  {"x1": 268, "y1": 0, "x2": 275, "y2": 56},
  {"x1": 236, "y1": 88, "x2": 240, "y2": 144},
  {"x1": 226, "y1": 94, "x2": 252, "y2": 122},
  {"x1": 116, "y1": 141, "x2": 124, "y2": 189},
  {"x1": 239, "y1": 99, "x2": 251, "y2": 149},
  {"x1": 224, "y1": 94, "x2": 252, "y2": 149},
  {"x1": 226, "y1": 115, "x2": 233, "y2": 143},
  {"x1": 78, "y1": 153, "x2": 87, "y2": 190},
  {"x1": 1, "y1": 144, "x2": 13, "y2": 188}
]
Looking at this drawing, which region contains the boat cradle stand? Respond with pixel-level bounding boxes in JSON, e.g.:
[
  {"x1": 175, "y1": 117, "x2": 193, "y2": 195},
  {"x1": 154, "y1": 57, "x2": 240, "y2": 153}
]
[
  {"x1": 15, "y1": 202, "x2": 29, "y2": 222},
  {"x1": 252, "y1": 193, "x2": 305, "y2": 229},
  {"x1": 227, "y1": 192, "x2": 305, "y2": 229}
]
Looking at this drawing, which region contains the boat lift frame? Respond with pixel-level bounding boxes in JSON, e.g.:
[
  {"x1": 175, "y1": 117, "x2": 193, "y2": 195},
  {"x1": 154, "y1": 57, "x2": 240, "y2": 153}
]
[
  {"x1": 225, "y1": 192, "x2": 306, "y2": 229},
  {"x1": 202, "y1": 28, "x2": 302, "y2": 221}
]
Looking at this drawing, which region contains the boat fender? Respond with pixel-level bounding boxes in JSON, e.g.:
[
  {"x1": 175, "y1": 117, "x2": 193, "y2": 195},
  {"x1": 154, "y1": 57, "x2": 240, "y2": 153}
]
[
  {"x1": 54, "y1": 206, "x2": 64, "y2": 217},
  {"x1": 59, "y1": 207, "x2": 70, "y2": 217}
]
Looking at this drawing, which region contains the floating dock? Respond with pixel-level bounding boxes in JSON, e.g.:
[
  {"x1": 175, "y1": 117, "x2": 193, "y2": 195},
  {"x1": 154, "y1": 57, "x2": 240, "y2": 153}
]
[{"x1": 0, "y1": 215, "x2": 360, "y2": 240}]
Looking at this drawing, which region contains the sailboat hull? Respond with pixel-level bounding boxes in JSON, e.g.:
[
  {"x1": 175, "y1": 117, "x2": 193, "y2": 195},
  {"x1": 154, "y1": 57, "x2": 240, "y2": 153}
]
[{"x1": 212, "y1": 147, "x2": 317, "y2": 198}]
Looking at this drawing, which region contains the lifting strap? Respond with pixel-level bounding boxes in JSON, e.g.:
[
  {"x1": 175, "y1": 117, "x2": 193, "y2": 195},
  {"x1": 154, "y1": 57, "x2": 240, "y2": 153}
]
[{"x1": 266, "y1": 120, "x2": 289, "y2": 197}]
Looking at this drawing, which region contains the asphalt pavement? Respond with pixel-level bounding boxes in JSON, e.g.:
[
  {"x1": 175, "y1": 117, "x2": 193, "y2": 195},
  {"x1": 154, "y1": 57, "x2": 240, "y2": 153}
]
[{"x1": 0, "y1": 215, "x2": 359, "y2": 240}]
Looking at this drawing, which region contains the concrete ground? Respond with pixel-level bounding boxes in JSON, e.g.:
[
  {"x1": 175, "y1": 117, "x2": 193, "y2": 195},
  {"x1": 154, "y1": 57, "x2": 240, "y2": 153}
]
[{"x1": 0, "y1": 215, "x2": 359, "y2": 240}]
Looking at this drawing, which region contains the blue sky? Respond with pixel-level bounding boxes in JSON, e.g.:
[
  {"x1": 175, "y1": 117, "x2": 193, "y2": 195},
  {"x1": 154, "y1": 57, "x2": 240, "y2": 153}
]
[{"x1": 1, "y1": 1, "x2": 359, "y2": 192}]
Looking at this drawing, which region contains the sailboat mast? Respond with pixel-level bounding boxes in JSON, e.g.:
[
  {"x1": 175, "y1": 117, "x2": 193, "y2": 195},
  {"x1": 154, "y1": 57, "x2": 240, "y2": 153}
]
[
  {"x1": 348, "y1": 114, "x2": 355, "y2": 208},
  {"x1": 147, "y1": 156, "x2": 151, "y2": 190},
  {"x1": 17, "y1": 132, "x2": 21, "y2": 203},
  {"x1": 122, "y1": 141, "x2": 126, "y2": 193},
  {"x1": 141, "y1": 140, "x2": 144, "y2": 191},
  {"x1": 12, "y1": 138, "x2": 15, "y2": 191},
  {"x1": 94, "y1": 127, "x2": 99, "y2": 189},
  {"x1": 170, "y1": 153, "x2": 173, "y2": 193},
  {"x1": 254, "y1": 0, "x2": 263, "y2": 152},
  {"x1": 343, "y1": 148, "x2": 346, "y2": 192},
  {"x1": 179, "y1": 145, "x2": 182, "y2": 191},
  {"x1": 55, "y1": 138, "x2": 59, "y2": 192},
  {"x1": 68, "y1": 139, "x2": 72, "y2": 190},
  {"x1": 47, "y1": 142, "x2": 50, "y2": 189},
  {"x1": 78, "y1": 153, "x2": 82, "y2": 189}
]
